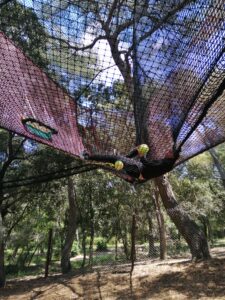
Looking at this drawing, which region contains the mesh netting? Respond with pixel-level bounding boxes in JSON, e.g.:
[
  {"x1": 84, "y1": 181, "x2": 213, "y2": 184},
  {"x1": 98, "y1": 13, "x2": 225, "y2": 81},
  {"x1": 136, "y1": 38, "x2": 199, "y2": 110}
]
[{"x1": 0, "y1": 0, "x2": 224, "y2": 181}]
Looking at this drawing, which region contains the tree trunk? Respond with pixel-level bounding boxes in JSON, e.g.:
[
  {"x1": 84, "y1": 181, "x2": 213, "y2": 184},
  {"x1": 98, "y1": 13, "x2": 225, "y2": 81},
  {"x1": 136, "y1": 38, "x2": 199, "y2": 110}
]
[
  {"x1": 152, "y1": 189, "x2": 167, "y2": 260},
  {"x1": 154, "y1": 176, "x2": 211, "y2": 261},
  {"x1": 0, "y1": 211, "x2": 5, "y2": 288},
  {"x1": 81, "y1": 227, "x2": 87, "y2": 268},
  {"x1": 130, "y1": 213, "x2": 136, "y2": 274},
  {"x1": 21, "y1": 246, "x2": 32, "y2": 268},
  {"x1": 0, "y1": 183, "x2": 5, "y2": 288},
  {"x1": 115, "y1": 234, "x2": 118, "y2": 260},
  {"x1": 209, "y1": 148, "x2": 225, "y2": 188},
  {"x1": 28, "y1": 243, "x2": 40, "y2": 267},
  {"x1": 88, "y1": 196, "x2": 94, "y2": 267},
  {"x1": 45, "y1": 228, "x2": 53, "y2": 278},
  {"x1": 146, "y1": 211, "x2": 157, "y2": 257},
  {"x1": 8, "y1": 245, "x2": 19, "y2": 264},
  {"x1": 101, "y1": 11, "x2": 211, "y2": 261},
  {"x1": 121, "y1": 227, "x2": 130, "y2": 260},
  {"x1": 61, "y1": 177, "x2": 77, "y2": 274}
]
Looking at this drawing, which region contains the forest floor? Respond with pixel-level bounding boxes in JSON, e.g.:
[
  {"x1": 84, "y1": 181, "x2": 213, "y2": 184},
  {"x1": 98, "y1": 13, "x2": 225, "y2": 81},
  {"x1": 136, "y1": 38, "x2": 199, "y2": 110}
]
[{"x1": 1, "y1": 247, "x2": 225, "y2": 300}]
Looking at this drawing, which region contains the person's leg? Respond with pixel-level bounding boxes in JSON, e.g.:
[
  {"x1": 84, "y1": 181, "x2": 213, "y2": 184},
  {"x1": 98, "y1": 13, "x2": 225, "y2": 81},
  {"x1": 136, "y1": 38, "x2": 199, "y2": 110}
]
[
  {"x1": 126, "y1": 148, "x2": 139, "y2": 158},
  {"x1": 83, "y1": 153, "x2": 118, "y2": 164},
  {"x1": 82, "y1": 151, "x2": 144, "y2": 180},
  {"x1": 126, "y1": 144, "x2": 149, "y2": 158}
]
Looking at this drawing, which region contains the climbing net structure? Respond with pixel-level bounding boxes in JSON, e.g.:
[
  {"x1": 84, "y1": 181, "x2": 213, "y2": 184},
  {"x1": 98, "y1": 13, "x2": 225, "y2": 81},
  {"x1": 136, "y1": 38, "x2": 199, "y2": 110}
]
[{"x1": 0, "y1": 0, "x2": 224, "y2": 181}]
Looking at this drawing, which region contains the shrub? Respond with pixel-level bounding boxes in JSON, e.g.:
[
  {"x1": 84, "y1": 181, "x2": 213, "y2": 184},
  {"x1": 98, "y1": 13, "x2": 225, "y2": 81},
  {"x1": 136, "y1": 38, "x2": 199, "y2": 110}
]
[{"x1": 96, "y1": 239, "x2": 108, "y2": 251}]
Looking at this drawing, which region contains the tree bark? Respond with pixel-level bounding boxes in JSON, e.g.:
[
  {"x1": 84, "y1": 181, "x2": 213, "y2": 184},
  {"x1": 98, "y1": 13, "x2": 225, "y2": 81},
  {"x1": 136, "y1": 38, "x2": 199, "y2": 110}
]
[
  {"x1": 146, "y1": 211, "x2": 157, "y2": 257},
  {"x1": 154, "y1": 176, "x2": 211, "y2": 261},
  {"x1": 115, "y1": 234, "x2": 118, "y2": 260},
  {"x1": 45, "y1": 228, "x2": 53, "y2": 278},
  {"x1": 121, "y1": 227, "x2": 130, "y2": 260},
  {"x1": 88, "y1": 194, "x2": 94, "y2": 267},
  {"x1": 81, "y1": 227, "x2": 87, "y2": 268},
  {"x1": 130, "y1": 213, "x2": 136, "y2": 274},
  {"x1": 0, "y1": 211, "x2": 5, "y2": 288},
  {"x1": 28, "y1": 242, "x2": 40, "y2": 267},
  {"x1": 61, "y1": 177, "x2": 77, "y2": 274},
  {"x1": 152, "y1": 189, "x2": 167, "y2": 260}
]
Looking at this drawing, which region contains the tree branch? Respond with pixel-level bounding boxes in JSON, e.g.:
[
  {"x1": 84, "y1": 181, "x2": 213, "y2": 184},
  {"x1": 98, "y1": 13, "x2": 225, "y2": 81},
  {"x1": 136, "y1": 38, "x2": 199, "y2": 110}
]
[
  {"x1": 128, "y1": 0, "x2": 195, "y2": 53},
  {"x1": 2, "y1": 190, "x2": 30, "y2": 213},
  {"x1": 5, "y1": 204, "x2": 28, "y2": 241},
  {"x1": 14, "y1": 138, "x2": 26, "y2": 157},
  {"x1": 76, "y1": 63, "x2": 117, "y2": 101},
  {"x1": 0, "y1": 136, "x2": 26, "y2": 180},
  {"x1": 113, "y1": 19, "x2": 134, "y2": 38},
  {"x1": 105, "y1": 0, "x2": 119, "y2": 28},
  {"x1": 51, "y1": 34, "x2": 107, "y2": 52},
  {"x1": 6, "y1": 132, "x2": 14, "y2": 159}
]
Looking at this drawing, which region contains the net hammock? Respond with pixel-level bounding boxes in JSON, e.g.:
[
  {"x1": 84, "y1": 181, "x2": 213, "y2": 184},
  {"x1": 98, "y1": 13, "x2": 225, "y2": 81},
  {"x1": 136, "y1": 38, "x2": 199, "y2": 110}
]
[{"x1": 0, "y1": 0, "x2": 224, "y2": 183}]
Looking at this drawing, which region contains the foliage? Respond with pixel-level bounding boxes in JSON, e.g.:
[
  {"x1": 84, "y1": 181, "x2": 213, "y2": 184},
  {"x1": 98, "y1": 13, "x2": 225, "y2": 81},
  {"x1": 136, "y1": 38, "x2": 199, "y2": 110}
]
[
  {"x1": 96, "y1": 239, "x2": 108, "y2": 252},
  {"x1": 0, "y1": 0, "x2": 225, "y2": 282}
]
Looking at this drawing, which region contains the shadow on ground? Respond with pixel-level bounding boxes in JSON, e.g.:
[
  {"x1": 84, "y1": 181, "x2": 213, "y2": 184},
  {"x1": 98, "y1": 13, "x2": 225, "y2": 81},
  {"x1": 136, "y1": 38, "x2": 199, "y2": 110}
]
[{"x1": 1, "y1": 250, "x2": 225, "y2": 300}]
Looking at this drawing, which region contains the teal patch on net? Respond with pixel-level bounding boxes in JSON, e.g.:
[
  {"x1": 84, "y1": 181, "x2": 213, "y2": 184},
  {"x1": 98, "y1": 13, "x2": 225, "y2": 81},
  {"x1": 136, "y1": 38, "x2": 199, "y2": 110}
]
[
  {"x1": 22, "y1": 118, "x2": 57, "y2": 141},
  {"x1": 26, "y1": 124, "x2": 52, "y2": 140}
]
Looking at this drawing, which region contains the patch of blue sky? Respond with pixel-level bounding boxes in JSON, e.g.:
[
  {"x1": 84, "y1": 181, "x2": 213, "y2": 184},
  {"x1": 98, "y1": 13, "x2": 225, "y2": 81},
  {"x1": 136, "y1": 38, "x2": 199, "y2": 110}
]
[
  {"x1": 0, "y1": 152, "x2": 6, "y2": 162},
  {"x1": 188, "y1": 35, "x2": 224, "y2": 73},
  {"x1": 18, "y1": 0, "x2": 86, "y2": 41},
  {"x1": 136, "y1": 0, "x2": 222, "y2": 81},
  {"x1": 77, "y1": 109, "x2": 106, "y2": 128},
  {"x1": 138, "y1": 26, "x2": 223, "y2": 86},
  {"x1": 23, "y1": 139, "x2": 38, "y2": 153},
  {"x1": 18, "y1": 0, "x2": 224, "y2": 105},
  {"x1": 18, "y1": 0, "x2": 34, "y2": 9}
]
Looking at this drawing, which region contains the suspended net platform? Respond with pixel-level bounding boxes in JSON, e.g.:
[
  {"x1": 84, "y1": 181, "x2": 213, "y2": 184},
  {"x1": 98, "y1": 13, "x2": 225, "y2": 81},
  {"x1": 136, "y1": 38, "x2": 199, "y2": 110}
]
[{"x1": 0, "y1": 0, "x2": 224, "y2": 182}]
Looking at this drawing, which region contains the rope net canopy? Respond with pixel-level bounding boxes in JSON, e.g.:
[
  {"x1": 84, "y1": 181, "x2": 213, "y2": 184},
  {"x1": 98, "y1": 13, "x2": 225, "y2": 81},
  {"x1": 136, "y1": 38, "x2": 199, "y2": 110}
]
[{"x1": 0, "y1": 0, "x2": 224, "y2": 182}]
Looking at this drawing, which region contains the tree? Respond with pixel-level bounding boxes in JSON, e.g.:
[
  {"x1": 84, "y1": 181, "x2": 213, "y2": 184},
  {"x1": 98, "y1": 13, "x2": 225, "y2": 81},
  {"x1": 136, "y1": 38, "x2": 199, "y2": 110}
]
[
  {"x1": 209, "y1": 148, "x2": 225, "y2": 189},
  {"x1": 171, "y1": 153, "x2": 225, "y2": 244},
  {"x1": 0, "y1": 131, "x2": 26, "y2": 287},
  {"x1": 61, "y1": 177, "x2": 77, "y2": 273},
  {"x1": 152, "y1": 187, "x2": 167, "y2": 260},
  {"x1": 55, "y1": 0, "x2": 210, "y2": 260},
  {"x1": 0, "y1": 1, "x2": 49, "y2": 68},
  {"x1": 155, "y1": 176, "x2": 211, "y2": 260}
]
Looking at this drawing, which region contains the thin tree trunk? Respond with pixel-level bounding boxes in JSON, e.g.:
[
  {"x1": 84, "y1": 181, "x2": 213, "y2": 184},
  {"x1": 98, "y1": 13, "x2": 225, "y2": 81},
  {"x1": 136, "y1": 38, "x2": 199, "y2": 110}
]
[
  {"x1": 130, "y1": 213, "x2": 136, "y2": 274},
  {"x1": 147, "y1": 211, "x2": 157, "y2": 257},
  {"x1": 88, "y1": 198, "x2": 94, "y2": 267},
  {"x1": 155, "y1": 176, "x2": 211, "y2": 261},
  {"x1": 0, "y1": 183, "x2": 5, "y2": 288},
  {"x1": 0, "y1": 211, "x2": 5, "y2": 288},
  {"x1": 21, "y1": 246, "x2": 32, "y2": 268},
  {"x1": 81, "y1": 227, "x2": 87, "y2": 268},
  {"x1": 61, "y1": 177, "x2": 77, "y2": 274},
  {"x1": 121, "y1": 227, "x2": 130, "y2": 260},
  {"x1": 115, "y1": 202, "x2": 119, "y2": 260},
  {"x1": 209, "y1": 148, "x2": 225, "y2": 188},
  {"x1": 45, "y1": 228, "x2": 53, "y2": 278},
  {"x1": 152, "y1": 188, "x2": 167, "y2": 260},
  {"x1": 28, "y1": 243, "x2": 40, "y2": 267},
  {"x1": 17, "y1": 246, "x2": 25, "y2": 267},
  {"x1": 88, "y1": 229, "x2": 94, "y2": 267},
  {"x1": 9, "y1": 245, "x2": 19, "y2": 264}
]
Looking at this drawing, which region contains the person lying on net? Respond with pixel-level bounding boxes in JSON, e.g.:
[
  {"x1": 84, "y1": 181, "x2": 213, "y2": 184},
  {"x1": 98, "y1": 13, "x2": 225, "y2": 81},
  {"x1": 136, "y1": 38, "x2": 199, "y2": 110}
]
[{"x1": 83, "y1": 144, "x2": 179, "y2": 182}]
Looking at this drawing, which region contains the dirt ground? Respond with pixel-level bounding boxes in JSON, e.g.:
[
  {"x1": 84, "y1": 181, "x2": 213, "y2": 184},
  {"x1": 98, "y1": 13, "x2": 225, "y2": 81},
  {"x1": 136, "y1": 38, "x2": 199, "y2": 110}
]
[{"x1": 1, "y1": 248, "x2": 225, "y2": 300}]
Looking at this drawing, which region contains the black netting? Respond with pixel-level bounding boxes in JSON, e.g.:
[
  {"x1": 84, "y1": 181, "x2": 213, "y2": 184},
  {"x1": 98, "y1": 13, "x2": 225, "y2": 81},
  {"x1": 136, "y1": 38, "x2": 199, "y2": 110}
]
[{"x1": 0, "y1": 0, "x2": 224, "y2": 182}]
